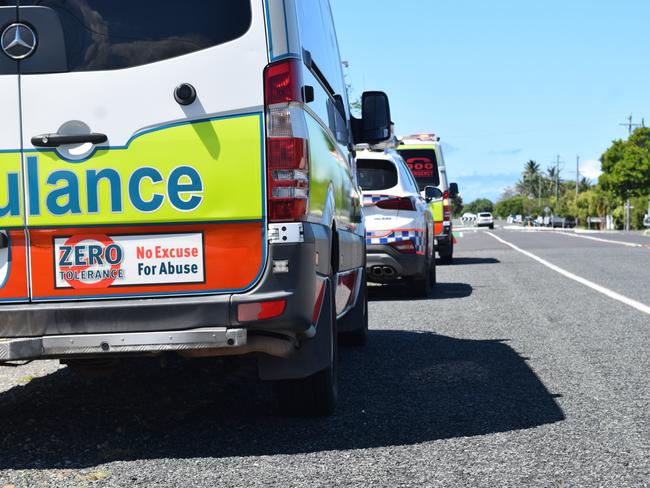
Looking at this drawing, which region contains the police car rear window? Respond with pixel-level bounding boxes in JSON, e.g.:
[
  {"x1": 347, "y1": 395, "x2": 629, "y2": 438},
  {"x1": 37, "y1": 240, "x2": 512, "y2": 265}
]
[
  {"x1": 357, "y1": 159, "x2": 398, "y2": 191},
  {"x1": 397, "y1": 149, "x2": 440, "y2": 189},
  {"x1": 19, "y1": 0, "x2": 252, "y2": 72}
]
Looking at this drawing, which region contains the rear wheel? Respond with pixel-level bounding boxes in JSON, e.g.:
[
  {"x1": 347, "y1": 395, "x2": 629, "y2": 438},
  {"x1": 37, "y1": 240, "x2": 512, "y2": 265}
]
[
  {"x1": 338, "y1": 272, "x2": 368, "y2": 347},
  {"x1": 439, "y1": 238, "x2": 454, "y2": 265},
  {"x1": 411, "y1": 239, "x2": 435, "y2": 298},
  {"x1": 275, "y1": 272, "x2": 337, "y2": 417}
]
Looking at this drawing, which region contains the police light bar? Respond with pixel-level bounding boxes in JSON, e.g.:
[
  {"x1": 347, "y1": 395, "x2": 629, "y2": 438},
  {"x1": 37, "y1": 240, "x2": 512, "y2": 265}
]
[{"x1": 401, "y1": 133, "x2": 441, "y2": 142}]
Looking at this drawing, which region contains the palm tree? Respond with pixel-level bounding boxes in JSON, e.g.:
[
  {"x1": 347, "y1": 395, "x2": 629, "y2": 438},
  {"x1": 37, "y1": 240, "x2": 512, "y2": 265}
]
[
  {"x1": 518, "y1": 160, "x2": 541, "y2": 198},
  {"x1": 524, "y1": 160, "x2": 541, "y2": 178}
]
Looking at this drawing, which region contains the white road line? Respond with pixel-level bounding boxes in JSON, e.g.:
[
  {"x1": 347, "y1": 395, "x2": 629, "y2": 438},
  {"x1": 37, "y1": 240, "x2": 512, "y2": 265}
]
[
  {"x1": 487, "y1": 232, "x2": 650, "y2": 316},
  {"x1": 554, "y1": 231, "x2": 644, "y2": 248}
]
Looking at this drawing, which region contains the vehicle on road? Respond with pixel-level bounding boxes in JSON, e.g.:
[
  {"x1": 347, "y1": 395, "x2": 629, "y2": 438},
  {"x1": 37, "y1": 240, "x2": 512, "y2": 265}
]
[
  {"x1": 522, "y1": 216, "x2": 540, "y2": 227},
  {"x1": 397, "y1": 134, "x2": 459, "y2": 264},
  {"x1": 548, "y1": 216, "x2": 567, "y2": 228},
  {"x1": 476, "y1": 212, "x2": 495, "y2": 229},
  {"x1": 564, "y1": 217, "x2": 577, "y2": 228},
  {"x1": 0, "y1": 0, "x2": 393, "y2": 417},
  {"x1": 357, "y1": 148, "x2": 439, "y2": 296}
]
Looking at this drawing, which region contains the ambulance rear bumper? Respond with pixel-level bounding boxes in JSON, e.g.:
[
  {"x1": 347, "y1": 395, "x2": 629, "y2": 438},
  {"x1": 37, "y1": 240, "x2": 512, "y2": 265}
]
[
  {"x1": 0, "y1": 223, "x2": 343, "y2": 362},
  {"x1": 0, "y1": 327, "x2": 247, "y2": 361}
]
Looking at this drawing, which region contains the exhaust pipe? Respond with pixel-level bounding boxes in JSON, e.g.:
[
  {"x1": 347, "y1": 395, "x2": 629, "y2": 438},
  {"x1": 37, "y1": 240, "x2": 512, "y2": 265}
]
[
  {"x1": 180, "y1": 335, "x2": 296, "y2": 359},
  {"x1": 382, "y1": 266, "x2": 396, "y2": 278},
  {"x1": 371, "y1": 266, "x2": 384, "y2": 277}
]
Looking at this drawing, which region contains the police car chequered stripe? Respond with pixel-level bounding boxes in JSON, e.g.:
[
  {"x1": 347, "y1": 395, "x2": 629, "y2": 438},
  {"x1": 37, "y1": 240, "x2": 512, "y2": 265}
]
[
  {"x1": 366, "y1": 229, "x2": 425, "y2": 251},
  {"x1": 363, "y1": 194, "x2": 395, "y2": 206}
]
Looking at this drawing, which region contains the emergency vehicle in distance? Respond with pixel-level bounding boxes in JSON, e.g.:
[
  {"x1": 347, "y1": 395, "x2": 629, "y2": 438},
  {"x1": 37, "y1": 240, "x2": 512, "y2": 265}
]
[
  {"x1": 356, "y1": 144, "x2": 439, "y2": 296},
  {"x1": 0, "y1": 0, "x2": 393, "y2": 417},
  {"x1": 397, "y1": 134, "x2": 459, "y2": 264}
]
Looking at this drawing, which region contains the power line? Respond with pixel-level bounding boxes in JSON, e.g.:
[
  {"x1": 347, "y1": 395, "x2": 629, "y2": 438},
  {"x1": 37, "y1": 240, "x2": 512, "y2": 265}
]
[{"x1": 619, "y1": 114, "x2": 645, "y2": 135}]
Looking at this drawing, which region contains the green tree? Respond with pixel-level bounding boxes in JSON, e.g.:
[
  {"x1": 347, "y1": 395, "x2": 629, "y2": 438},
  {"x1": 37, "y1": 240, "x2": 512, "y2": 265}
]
[
  {"x1": 494, "y1": 195, "x2": 525, "y2": 218},
  {"x1": 599, "y1": 127, "x2": 650, "y2": 199},
  {"x1": 464, "y1": 198, "x2": 494, "y2": 214}
]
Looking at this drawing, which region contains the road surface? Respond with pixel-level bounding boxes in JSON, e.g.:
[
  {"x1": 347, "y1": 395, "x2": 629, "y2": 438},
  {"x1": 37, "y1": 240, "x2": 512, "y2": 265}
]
[{"x1": 0, "y1": 228, "x2": 648, "y2": 487}]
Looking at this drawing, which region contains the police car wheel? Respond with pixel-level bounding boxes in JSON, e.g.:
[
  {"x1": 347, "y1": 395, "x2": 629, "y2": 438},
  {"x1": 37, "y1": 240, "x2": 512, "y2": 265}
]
[
  {"x1": 411, "y1": 253, "x2": 434, "y2": 298},
  {"x1": 275, "y1": 271, "x2": 338, "y2": 417},
  {"x1": 338, "y1": 275, "x2": 368, "y2": 347}
]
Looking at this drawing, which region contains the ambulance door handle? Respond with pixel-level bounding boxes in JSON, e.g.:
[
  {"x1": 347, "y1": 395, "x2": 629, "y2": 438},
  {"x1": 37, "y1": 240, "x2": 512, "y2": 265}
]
[{"x1": 31, "y1": 133, "x2": 108, "y2": 148}]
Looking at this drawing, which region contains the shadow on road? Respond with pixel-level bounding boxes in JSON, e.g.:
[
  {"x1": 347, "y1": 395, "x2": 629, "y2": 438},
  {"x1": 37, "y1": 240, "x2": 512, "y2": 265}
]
[
  {"x1": 0, "y1": 331, "x2": 564, "y2": 469},
  {"x1": 449, "y1": 257, "x2": 501, "y2": 266},
  {"x1": 368, "y1": 282, "x2": 473, "y2": 301}
]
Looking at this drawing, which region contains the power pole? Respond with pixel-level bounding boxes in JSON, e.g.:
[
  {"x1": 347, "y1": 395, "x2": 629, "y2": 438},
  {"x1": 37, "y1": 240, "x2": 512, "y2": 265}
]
[
  {"x1": 619, "y1": 114, "x2": 643, "y2": 135},
  {"x1": 553, "y1": 155, "x2": 563, "y2": 208},
  {"x1": 576, "y1": 155, "x2": 580, "y2": 196}
]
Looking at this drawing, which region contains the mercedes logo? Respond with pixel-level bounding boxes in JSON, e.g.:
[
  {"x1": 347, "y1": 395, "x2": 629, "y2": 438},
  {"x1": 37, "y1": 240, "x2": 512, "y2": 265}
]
[{"x1": 1, "y1": 23, "x2": 37, "y2": 60}]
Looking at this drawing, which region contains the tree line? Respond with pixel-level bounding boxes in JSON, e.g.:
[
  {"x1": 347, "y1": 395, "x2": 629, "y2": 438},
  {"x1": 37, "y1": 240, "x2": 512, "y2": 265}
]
[{"x1": 457, "y1": 127, "x2": 650, "y2": 229}]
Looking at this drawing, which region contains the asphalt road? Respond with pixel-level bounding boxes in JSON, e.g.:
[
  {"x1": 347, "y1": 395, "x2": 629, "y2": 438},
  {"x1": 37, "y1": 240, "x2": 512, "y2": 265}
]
[{"x1": 0, "y1": 228, "x2": 648, "y2": 487}]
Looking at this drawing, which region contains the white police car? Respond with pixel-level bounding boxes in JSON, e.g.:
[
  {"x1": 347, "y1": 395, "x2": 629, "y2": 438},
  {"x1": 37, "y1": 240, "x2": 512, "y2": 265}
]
[{"x1": 357, "y1": 148, "x2": 439, "y2": 296}]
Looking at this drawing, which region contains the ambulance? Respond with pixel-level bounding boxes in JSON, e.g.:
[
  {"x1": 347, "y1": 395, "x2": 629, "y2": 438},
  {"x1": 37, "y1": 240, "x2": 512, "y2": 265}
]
[
  {"x1": 397, "y1": 134, "x2": 459, "y2": 264},
  {"x1": 0, "y1": 0, "x2": 391, "y2": 416}
]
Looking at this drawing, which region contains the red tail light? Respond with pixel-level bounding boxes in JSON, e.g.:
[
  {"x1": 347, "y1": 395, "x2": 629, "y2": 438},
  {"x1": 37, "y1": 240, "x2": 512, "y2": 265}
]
[
  {"x1": 238, "y1": 299, "x2": 287, "y2": 322},
  {"x1": 389, "y1": 240, "x2": 416, "y2": 254},
  {"x1": 264, "y1": 58, "x2": 310, "y2": 222},
  {"x1": 376, "y1": 197, "x2": 416, "y2": 211},
  {"x1": 442, "y1": 190, "x2": 451, "y2": 221},
  {"x1": 264, "y1": 58, "x2": 302, "y2": 105}
]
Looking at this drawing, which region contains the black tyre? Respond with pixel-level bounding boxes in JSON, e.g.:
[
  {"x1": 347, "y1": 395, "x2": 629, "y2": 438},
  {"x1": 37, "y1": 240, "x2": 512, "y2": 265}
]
[
  {"x1": 338, "y1": 272, "x2": 368, "y2": 347},
  {"x1": 275, "y1": 275, "x2": 338, "y2": 417},
  {"x1": 411, "y1": 243, "x2": 435, "y2": 298},
  {"x1": 439, "y1": 239, "x2": 453, "y2": 265},
  {"x1": 489, "y1": 224, "x2": 494, "y2": 229}
]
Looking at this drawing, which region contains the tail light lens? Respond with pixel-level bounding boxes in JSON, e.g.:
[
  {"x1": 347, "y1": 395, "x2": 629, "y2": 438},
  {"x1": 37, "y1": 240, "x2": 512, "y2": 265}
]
[
  {"x1": 238, "y1": 299, "x2": 287, "y2": 322},
  {"x1": 376, "y1": 197, "x2": 416, "y2": 211},
  {"x1": 389, "y1": 240, "x2": 416, "y2": 254},
  {"x1": 264, "y1": 59, "x2": 310, "y2": 223},
  {"x1": 443, "y1": 190, "x2": 451, "y2": 221}
]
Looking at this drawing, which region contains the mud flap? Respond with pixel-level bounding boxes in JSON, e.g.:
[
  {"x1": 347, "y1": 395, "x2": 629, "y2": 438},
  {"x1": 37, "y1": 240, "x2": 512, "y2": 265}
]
[{"x1": 257, "y1": 279, "x2": 334, "y2": 381}]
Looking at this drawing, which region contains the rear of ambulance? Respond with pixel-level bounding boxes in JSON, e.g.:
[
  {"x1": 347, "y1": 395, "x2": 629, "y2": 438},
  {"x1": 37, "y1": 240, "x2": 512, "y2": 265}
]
[{"x1": 0, "y1": 1, "x2": 321, "y2": 369}]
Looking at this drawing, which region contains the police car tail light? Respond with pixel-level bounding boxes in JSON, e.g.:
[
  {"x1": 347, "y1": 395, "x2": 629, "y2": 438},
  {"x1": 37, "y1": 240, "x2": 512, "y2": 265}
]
[
  {"x1": 265, "y1": 59, "x2": 310, "y2": 223},
  {"x1": 442, "y1": 191, "x2": 451, "y2": 221},
  {"x1": 389, "y1": 240, "x2": 416, "y2": 254},
  {"x1": 376, "y1": 197, "x2": 416, "y2": 211}
]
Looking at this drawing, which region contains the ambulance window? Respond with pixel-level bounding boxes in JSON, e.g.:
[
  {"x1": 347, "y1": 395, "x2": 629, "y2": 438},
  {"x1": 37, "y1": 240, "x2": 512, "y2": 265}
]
[
  {"x1": 18, "y1": 0, "x2": 252, "y2": 72},
  {"x1": 357, "y1": 159, "x2": 398, "y2": 191},
  {"x1": 398, "y1": 149, "x2": 440, "y2": 189},
  {"x1": 296, "y1": 0, "x2": 350, "y2": 144},
  {"x1": 0, "y1": 2, "x2": 18, "y2": 75}
]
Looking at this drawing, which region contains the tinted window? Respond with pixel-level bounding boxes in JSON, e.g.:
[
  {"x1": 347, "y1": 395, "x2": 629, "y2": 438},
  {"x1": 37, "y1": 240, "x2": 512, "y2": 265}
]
[
  {"x1": 357, "y1": 159, "x2": 398, "y2": 191},
  {"x1": 296, "y1": 0, "x2": 349, "y2": 145},
  {"x1": 19, "y1": 0, "x2": 252, "y2": 72},
  {"x1": 398, "y1": 149, "x2": 440, "y2": 189},
  {"x1": 0, "y1": 3, "x2": 18, "y2": 75},
  {"x1": 296, "y1": 0, "x2": 347, "y2": 102}
]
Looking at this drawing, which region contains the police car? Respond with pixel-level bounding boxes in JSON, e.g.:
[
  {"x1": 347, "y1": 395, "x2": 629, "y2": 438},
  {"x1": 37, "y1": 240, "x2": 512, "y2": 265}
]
[
  {"x1": 397, "y1": 134, "x2": 459, "y2": 264},
  {"x1": 0, "y1": 0, "x2": 393, "y2": 416},
  {"x1": 357, "y1": 147, "x2": 439, "y2": 296}
]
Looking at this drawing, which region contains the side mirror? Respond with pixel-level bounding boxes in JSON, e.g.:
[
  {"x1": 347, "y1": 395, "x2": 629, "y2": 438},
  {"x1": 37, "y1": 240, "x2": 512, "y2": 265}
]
[
  {"x1": 424, "y1": 186, "x2": 442, "y2": 202},
  {"x1": 449, "y1": 182, "x2": 459, "y2": 199},
  {"x1": 352, "y1": 91, "x2": 391, "y2": 144}
]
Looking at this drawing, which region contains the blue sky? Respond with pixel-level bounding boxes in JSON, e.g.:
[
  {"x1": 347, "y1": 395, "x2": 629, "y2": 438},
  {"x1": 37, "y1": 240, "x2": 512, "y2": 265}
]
[{"x1": 330, "y1": 0, "x2": 650, "y2": 202}]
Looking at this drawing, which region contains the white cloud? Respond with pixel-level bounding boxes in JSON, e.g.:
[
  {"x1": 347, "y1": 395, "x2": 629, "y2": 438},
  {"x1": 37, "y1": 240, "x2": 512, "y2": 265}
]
[{"x1": 580, "y1": 159, "x2": 602, "y2": 181}]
